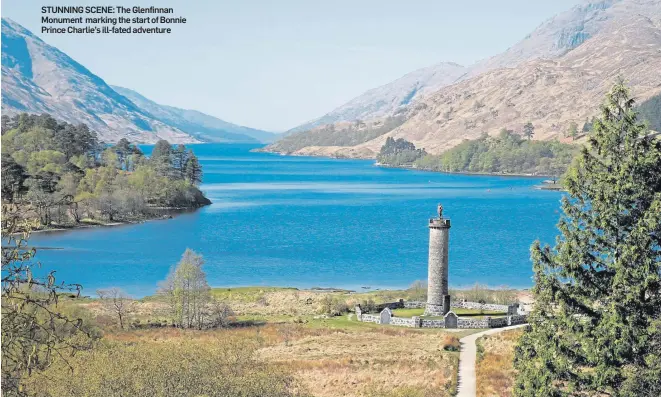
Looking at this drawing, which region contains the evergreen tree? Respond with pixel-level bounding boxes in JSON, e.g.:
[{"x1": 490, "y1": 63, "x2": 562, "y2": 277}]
[
  {"x1": 173, "y1": 144, "x2": 188, "y2": 180},
  {"x1": 523, "y1": 121, "x2": 535, "y2": 140},
  {"x1": 184, "y1": 150, "x2": 202, "y2": 186},
  {"x1": 150, "y1": 139, "x2": 173, "y2": 177},
  {"x1": 114, "y1": 138, "x2": 132, "y2": 170},
  {"x1": 513, "y1": 81, "x2": 661, "y2": 396},
  {"x1": 567, "y1": 121, "x2": 578, "y2": 141},
  {"x1": 1, "y1": 154, "x2": 27, "y2": 202}
]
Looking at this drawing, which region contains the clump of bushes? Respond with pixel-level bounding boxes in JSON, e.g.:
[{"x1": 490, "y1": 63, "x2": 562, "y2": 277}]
[
  {"x1": 318, "y1": 295, "x2": 350, "y2": 316},
  {"x1": 441, "y1": 335, "x2": 461, "y2": 352},
  {"x1": 376, "y1": 137, "x2": 427, "y2": 166},
  {"x1": 359, "y1": 298, "x2": 377, "y2": 313}
]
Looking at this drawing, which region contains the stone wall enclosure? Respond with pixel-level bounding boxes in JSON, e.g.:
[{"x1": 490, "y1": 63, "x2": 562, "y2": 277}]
[{"x1": 355, "y1": 300, "x2": 528, "y2": 329}]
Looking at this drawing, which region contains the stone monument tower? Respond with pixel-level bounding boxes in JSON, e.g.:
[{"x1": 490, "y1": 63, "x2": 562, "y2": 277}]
[{"x1": 424, "y1": 203, "x2": 451, "y2": 316}]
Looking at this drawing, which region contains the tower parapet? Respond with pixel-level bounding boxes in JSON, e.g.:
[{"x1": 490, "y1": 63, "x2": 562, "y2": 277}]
[{"x1": 425, "y1": 204, "x2": 451, "y2": 316}]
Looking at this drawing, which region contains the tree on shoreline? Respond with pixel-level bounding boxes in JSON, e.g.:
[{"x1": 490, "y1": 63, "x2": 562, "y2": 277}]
[
  {"x1": 2, "y1": 113, "x2": 210, "y2": 228},
  {"x1": 513, "y1": 81, "x2": 661, "y2": 396},
  {"x1": 159, "y1": 249, "x2": 211, "y2": 329}
]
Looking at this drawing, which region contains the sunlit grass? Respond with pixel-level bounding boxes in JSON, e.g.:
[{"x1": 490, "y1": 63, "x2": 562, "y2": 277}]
[{"x1": 476, "y1": 329, "x2": 524, "y2": 397}]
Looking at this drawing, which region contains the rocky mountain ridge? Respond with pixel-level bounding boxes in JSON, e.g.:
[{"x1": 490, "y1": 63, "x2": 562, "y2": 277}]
[
  {"x1": 267, "y1": 0, "x2": 661, "y2": 158},
  {"x1": 1, "y1": 18, "x2": 275, "y2": 144}
]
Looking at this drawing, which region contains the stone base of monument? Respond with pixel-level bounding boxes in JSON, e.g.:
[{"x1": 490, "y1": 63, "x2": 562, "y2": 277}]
[{"x1": 423, "y1": 295, "x2": 451, "y2": 316}]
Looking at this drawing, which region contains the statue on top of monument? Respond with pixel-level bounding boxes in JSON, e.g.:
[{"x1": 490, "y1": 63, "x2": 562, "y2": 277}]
[{"x1": 437, "y1": 203, "x2": 444, "y2": 219}]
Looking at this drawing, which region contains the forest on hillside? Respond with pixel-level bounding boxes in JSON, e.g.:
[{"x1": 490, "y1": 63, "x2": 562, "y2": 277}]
[
  {"x1": 377, "y1": 129, "x2": 577, "y2": 176},
  {"x1": 1, "y1": 113, "x2": 210, "y2": 228}
]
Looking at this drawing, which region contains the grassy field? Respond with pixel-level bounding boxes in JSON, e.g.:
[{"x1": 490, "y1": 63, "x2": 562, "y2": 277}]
[
  {"x1": 56, "y1": 285, "x2": 524, "y2": 397},
  {"x1": 475, "y1": 329, "x2": 524, "y2": 397},
  {"x1": 72, "y1": 312, "x2": 471, "y2": 397},
  {"x1": 61, "y1": 287, "x2": 502, "y2": 397}
]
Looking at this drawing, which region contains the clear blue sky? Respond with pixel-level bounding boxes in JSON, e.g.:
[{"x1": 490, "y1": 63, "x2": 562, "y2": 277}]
[{"x1": 3, "y1": 0, "x2": 579, "y2": 131}]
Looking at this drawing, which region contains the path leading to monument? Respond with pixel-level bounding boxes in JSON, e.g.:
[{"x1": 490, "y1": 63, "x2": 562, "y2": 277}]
[{"x1": 456, "y1": 324, "x2": 528, "y2": 397}]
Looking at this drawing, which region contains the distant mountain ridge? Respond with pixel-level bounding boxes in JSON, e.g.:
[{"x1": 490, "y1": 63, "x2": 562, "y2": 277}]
[
  {"x1": 289, "y1": 62, "x2": 467, "y2": 133},
  {"x1": 111, "y1": 86, "x2": 277, "y2": 143},
  {"x1": 1, "y1": 18, "x2": 275, "y2": 144},
  {"x1": 266, "y1": 0, "x2": 661, "y2": 158},
  {"x1": 289, "y1": 0, "x2": 638, "y2": 134}
]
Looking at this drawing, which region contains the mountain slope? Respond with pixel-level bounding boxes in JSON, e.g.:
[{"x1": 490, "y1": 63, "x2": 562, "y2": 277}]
[
  {"x1": 289, "y1": 62, "x2": 467, "y2": 133},
  {"x1": 111, "y1": 86, "x2": 277, "y2": 143},
  {"x1": 267, "y1": 0, "x2": 661, "y2": 158},
  {"x1": 1, "y1": 18, "x2": 196, "y2": 143},
  {"x1": 288, "y1": 1, "x2": 635, "y2": 134}
]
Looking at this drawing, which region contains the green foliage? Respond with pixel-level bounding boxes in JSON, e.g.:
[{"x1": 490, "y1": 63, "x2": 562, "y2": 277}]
[
  {"x1": 376, "y1": 137, "x2": 427, "y2": 166},
  {"x1": 269, "y1": 116, "x2": 407, "y2": 153},
  {"x1": 566, "y1": 121, "x2": 578, "y2": 141},
  {"x1": 522, "y1": 122, "x2": 535, "y2": 140},
  {"x1": 1, "y1": 113, "x2": 209, "y2": 226},
  {"x1": 1, "y1": 154, "x2": 27, "y2": 202},
  {"x1": 413, "y1": 130, "x2": 576, "y2": 176},
  {"x1": 26, "y1": 150, "x2": 67, "y2": 174},
  {"x1": 318, "y1": 294, "x2": 350, "y2": 316},
  {"x1": 23, "y1": 339, "x2": 304, "y2": 397},
  {"x1": 184, "y1": 150, "x2": 203, "y2": 186},
  {"x1": 513, "y1": 82, "x2": 661, "y2": 396}
]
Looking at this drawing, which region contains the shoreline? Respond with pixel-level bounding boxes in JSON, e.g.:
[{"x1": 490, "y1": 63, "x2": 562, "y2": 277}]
[
  {"x1": 110, "y1": 284, "x2": 535, "y2": 301},
  {"x1": 21, "y1": 205, "x2": 208, "y2": 235},
  {"x1": 256, "y1": 146, "x2": 562, "y2": 180},
  {"x1": 375, "y1": 162, "x2": 559, "y2": 179}
]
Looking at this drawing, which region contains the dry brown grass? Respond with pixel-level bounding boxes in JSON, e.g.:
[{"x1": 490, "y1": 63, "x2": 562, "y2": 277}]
[
  {"x1": 221, "y1": 289, "x2": 402, "y2": 317},
  {"x1": 102, "y1": 323, "x2": 460, "y2": 396},
  {"x1": 476, "y1": 329, "x2": 523, "y2": 397},
  {"x1": 259, "y1": 326, "x2": 459, "y2": 397},
  {"x1": 69, "y1": 287, "x2": 505, "y2": 397}
]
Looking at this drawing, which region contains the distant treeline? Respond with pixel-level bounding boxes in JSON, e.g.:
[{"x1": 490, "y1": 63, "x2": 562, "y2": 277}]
[
  {"x1": 1, "y1": 113, "x2": 210, "y2": 227},
  {"x1": 377, "y1": 129, "x2": 577, "y2": 176},
  {"x1": 376, "y1": 137, "x2": 427, "y2": 166}
]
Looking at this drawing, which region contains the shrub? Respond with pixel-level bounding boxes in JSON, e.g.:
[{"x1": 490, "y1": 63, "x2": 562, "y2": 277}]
[
  {"x1": 441, "y1": 335, "x2": 461, "y2": 352},
  {"x1": 330, "y1": 299, "x2": 349, "y2": 316},
  {"x1": 360, "y1": 298, "x2": 377, "y2": 313}
]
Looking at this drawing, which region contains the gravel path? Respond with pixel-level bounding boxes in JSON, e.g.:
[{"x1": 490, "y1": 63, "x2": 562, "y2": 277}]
[{"x1": 456, "y1": 324, "x2": 528, "y2": 397}]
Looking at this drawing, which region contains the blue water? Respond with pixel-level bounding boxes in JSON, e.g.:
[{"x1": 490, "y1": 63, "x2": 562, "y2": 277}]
[{"x1": 29, "y1": 143, "x2": 564, "y2": 297}]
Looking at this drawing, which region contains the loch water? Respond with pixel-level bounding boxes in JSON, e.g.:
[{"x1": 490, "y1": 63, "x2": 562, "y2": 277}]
[{"x1": 28, "y1": 143, "x2": 564, "y2": 297}]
